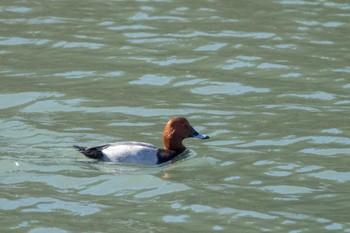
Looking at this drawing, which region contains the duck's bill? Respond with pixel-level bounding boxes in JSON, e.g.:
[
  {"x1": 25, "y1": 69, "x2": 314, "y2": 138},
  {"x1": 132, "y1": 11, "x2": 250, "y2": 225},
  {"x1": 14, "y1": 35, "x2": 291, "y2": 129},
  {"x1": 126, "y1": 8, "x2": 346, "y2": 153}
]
[{"x1": 190, "y1": 127, "x2": 210, "y2": 139}]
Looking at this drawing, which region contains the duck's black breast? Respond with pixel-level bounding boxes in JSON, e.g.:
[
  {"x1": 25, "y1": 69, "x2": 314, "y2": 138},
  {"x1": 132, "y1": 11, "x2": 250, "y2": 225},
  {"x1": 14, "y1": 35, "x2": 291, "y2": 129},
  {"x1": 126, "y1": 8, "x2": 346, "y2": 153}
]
[{"x1": 156, "y1": 148, "x2": 186, "y2": 164}]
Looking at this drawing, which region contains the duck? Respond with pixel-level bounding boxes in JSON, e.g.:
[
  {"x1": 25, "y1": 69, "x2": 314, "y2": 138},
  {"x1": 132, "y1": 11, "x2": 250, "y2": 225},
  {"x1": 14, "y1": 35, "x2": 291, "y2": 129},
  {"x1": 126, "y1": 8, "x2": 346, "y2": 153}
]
[{"x1": 73, "y1": 116, "x2": 209, "y2": 165}]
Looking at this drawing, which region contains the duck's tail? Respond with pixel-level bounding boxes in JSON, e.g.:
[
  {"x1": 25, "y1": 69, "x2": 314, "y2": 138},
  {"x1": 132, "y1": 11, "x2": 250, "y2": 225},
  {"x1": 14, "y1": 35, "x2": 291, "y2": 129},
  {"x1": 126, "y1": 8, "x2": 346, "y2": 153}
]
[
  {"x1": 73, "y1": 145, "x2": 86, "y2": 152},
  {"x1": 73, "y1": 145, "x2": 105, "y2": 160}
]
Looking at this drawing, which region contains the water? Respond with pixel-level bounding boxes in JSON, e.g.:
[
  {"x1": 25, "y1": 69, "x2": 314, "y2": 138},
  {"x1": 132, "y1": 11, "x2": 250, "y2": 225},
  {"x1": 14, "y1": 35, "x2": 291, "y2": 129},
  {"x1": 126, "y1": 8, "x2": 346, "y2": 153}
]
[{"x1": 1, "y1": 0, "x2": 350, "y2": 232}]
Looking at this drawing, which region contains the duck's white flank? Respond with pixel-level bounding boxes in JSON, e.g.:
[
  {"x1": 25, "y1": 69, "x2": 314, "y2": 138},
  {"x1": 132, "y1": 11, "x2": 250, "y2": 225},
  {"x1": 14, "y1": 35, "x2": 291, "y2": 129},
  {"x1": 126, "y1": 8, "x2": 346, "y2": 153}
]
[{"x1": 101, "y1": 142, "x2": 159, "y2": 164}]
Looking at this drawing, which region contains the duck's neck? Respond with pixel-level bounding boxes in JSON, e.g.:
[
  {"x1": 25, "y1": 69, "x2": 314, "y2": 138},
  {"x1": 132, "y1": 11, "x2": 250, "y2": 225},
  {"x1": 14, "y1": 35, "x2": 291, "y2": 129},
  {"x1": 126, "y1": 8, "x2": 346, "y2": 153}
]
[{"x1": 164, "y1": 135, "x2": 186, "y2": 152}]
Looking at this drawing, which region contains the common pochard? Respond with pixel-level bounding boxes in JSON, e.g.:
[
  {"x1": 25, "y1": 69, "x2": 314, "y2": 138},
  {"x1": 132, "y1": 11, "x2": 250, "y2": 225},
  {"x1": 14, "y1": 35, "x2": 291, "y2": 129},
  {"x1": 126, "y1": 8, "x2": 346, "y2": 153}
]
[{"x1": 74, "y1": 117, "x2": 209, "y2": 164}]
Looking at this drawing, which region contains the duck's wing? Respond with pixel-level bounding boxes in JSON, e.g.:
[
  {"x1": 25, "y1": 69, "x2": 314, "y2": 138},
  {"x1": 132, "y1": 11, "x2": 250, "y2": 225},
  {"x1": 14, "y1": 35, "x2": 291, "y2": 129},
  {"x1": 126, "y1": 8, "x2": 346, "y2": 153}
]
[{"x1": 107, "y1": 141, "x2": 157, "y2": 149}]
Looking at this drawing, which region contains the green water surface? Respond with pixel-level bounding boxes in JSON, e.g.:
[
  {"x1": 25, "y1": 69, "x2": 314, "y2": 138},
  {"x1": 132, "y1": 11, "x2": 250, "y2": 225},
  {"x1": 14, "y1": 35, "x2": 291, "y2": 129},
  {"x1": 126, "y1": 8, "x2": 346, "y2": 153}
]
[{"x1": 1, "y1": 0, "x2": 350, "y2": 232}]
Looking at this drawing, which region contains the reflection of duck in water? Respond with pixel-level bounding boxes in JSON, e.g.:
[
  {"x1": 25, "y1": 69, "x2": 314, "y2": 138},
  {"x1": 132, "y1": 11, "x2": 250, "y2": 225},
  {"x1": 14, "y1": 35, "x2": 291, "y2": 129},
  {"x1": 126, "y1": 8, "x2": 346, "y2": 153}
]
[{"x1": 74, "y1": 117, "x2": 209, "y2": 165}]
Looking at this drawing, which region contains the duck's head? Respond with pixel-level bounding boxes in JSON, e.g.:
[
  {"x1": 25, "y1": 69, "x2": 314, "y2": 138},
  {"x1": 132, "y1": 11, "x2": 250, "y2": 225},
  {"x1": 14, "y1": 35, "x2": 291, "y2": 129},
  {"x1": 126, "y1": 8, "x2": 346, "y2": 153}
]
[{"x1": 163, "y1": 116, "x2": 209, "y2": 151}]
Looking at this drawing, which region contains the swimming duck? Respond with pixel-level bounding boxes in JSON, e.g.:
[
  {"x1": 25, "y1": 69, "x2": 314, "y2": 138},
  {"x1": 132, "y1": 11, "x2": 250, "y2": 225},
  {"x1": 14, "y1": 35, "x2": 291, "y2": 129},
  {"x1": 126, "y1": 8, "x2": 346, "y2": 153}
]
[{"x1": 73, "y1": 116, "x2": 209, "y2": 164}]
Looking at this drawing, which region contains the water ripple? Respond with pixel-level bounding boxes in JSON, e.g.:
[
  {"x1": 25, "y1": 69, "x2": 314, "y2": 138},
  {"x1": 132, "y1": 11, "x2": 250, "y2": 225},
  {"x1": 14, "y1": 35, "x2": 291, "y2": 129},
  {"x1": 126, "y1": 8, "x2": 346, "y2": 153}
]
[
  {"x1": 0, "y1": 92, "x2": 64, "y2": 110},
  {"x1": 52, "y1": 41, "x2": 104, "y2": 49},
  {"x1": 262, "y1": 185, "x2": 315, "y2": 195},
  {"x1": 166, "y1": 30, "x2": 275, "y2": 39},
  {"x1": 300, "y1": 148, "x2": 350, "y2": 156},
  {"x1": 172, "y1": 203, "x2": 278, "y2": 220},
  {"x1": 0, "y1": 37, "x2": 50, "y2": 46},
  {"x1": 191, "y1": 81, "x2": 270, "y2": 95},
  {"x1": 79, "y1": 175, "x2": 190, "y2": 198},
  {"x1": 0, "y1": 197, "x2": 104, "y2": 216},
  {"x1": 130, "y1": 74, "x2": 174, "y2": 86},
  {"x1": 307, "y1": 170, "x2": 350, "y2": 183},
  {"x1": 129, "y1": 12, "x2": 187, "y2": 22},
  {"x1": 54, "y1": 71, "x2": 95, "y2": 79},
  {"x1": 108, "y1": 25, "x2": 156, "y2": 31},
  {"x1": 239, "y1": 135, "x2": 350, "y2": 148},
  {"x1": 4, "y1": 6, "x2": 32, "y2": 13},
  {"x1": 129, "y1": 56, "x2": 206, "y2": 65},
  {"x1": 194, "y1": 43, "x2": 228, "y2": 51}
]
